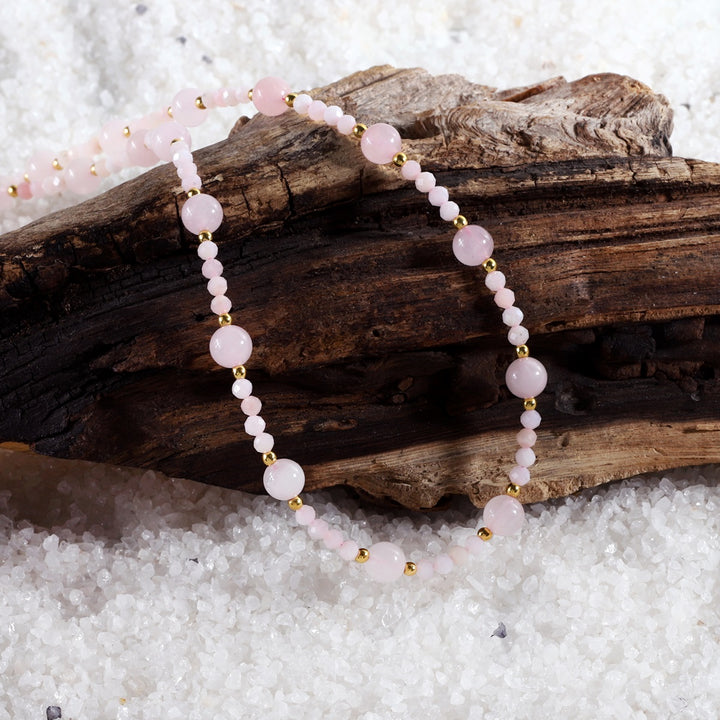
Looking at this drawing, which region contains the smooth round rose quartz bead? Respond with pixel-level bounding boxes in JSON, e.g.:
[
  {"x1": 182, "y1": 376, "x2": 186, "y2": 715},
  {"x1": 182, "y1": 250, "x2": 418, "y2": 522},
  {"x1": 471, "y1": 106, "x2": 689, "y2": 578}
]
[
  {"x1": 210, "y1": 295, "x2": 231, "y2": 315},
  {"x1": 464, "y1": 535, "x2": 485, "y2": 555},
  {"x1": 439, "y1": 201, "x2": 460, "y2": 221},
  {"x1": 16, "y1": 182, "x2": 32, "y2": 199},
  {"x1": 434, "y1": 554, "x2": 454, "y2": 575},
  {"x1": 198, "y1": 241, "x2": 218, "y2": 260},
  {"x1": 517, "y1": 428, "x2": 537, "y2": 447},
  {"x1": 509, "y1": 465, "x2": 531, "y2": 486},
  {"x1": 263, "y1": 458, "x2": 306, "y2": 501},
  {"x1": 207, "y1": 276, "x2": 228, "y2": 296},
  {"x1": 171, "y1": 87, "x2": 206, "y2": 127},
  {"x1": 182, "y1": 193, "x2": 223, "y2": 234},
  {"x1": 428, "y1": 186, "x2": 449, "y2": 206},
  {"x1": 339, "y1": 540, "x2": 360, "y2": 562},
  {"x1": 360, "y1": 123, "x2": 402, "y2": 165},
  {"x1": 253, "y1": 432, "x2": 274, "y2": 453},
  {"x1": 401, "y1": 160, "x2": 421, "y2": 181},
  {"x1": 244, "y1": 415, "x2": 266, "y2": 436},
  {"x1": 483, "y1": 495, "x2": 525, "y2": 536},
  {"x1": 292, "y1": 93, "x2": 312, "y2": 115},
  {"x1": 323, "y1": 105, "x2": 343, "y2": 126},
  {"x1": 307, "y1": 100, "x2": 327, "y2": 122},
  {"x1": 64, "y1": 159, "x2": 101, "y2": 195},
  {"x1": 200, "y1": 91, "x2": 217, "y2": 110},
  {"x1": 448, "y1": 546, "x2": 469, "y2": 566},
  {"x1": 308, "y1": 519, "x2": 329, "y2": 540},
  {"x1": 364, "y1": 542, "x2": 406, "y2": 583},
  {"x1": 452, "y1": 225, "x2": 494, "y2": 266},
  {"x1": 42, "y1": 175, "x2": 64, "y2": 196},
  {"x1": 209, "y1": 324, "x2": 252, "y2": 368},
  {"x1": 182, "y1": 176, "x2": 203, "y2": 192},
  {"x1": 99, "y1": 119, "x2": 129, "y2": 163},
  {"x1": 502, "y1": 306, "x2": 524, "y2": 327},
  {"x1": 415, "y1": 172, "x2": 436, "y2": 193},
  {"x1": 127, "y1": 130, "x2": 158, "y2": 167},
  {"x1": 253, "y1": 76, "x2": 291, "y2": 117},
  {"x1": 485, "y1": 271, "x2": 506, "y2": 292},
  {"x1": 241, "y1": 396, "x2": 262, "y2": 416},
  {"x1": 295, "y1": 504, "x2": 316, "y2": 526},
  {"x1": 231, "y1": 378, "x2": 253, "y2": 399},
  {"x1": 27, "y1": 149, "x2": 56, "y2": 183},
  {"x1": 146, "y1": 121, "x2": 191, "y2": 162},
  {"x1": 202, "y1": 258, "x2": 223, "y2": 279},
  {"x1": 415, "y1": 559, "x2": 434, "y2": 580},
  {"x1": 336, "y1": 114, "x2": 356, "y2": 135},
  {"x1": 521, "y1": 409, "x2": 542, "y2": 429},
  {"x1": 505, "y1": 357, "x2": 548, "y2": 399},
  {"x1": 494, "y1": 288, "x2": 516, "y2": 309},
  {"x1": 324, "y1": 529, "x2": 344, "y2": 550},
  {"x1": 508, "y1": 325, "x2": 530, "y2": 346},
  {"x1": 516, "y1": 447, "x2": 536, "y2": 467}
]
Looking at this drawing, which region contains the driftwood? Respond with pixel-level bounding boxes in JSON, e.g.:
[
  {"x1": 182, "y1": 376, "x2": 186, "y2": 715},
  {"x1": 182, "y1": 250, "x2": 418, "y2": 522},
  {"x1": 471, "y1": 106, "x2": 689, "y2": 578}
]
[{"x1": 1, "y1": 66, "x2": 719, "y2": 511}]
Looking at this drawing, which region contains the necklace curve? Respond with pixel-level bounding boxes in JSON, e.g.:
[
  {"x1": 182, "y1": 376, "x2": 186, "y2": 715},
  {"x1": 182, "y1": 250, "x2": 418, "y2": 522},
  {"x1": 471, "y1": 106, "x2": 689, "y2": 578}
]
[{"x1": 3, "y1": 76, "x2": 549, "y2": 583}]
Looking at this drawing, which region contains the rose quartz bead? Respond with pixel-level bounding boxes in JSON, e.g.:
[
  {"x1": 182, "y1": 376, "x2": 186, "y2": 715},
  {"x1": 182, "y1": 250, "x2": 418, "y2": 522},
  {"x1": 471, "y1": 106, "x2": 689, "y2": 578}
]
[
  {"x1": 364, "y1": 541, "x2": 406, "y2": 583},
  {"x1": 439, "y1": 201, "x2": 460, "y2": 221},
  {"x1": 295, "y1": 504, "x2": 316, "y2": 526},
  {"x1": 63, "y1": 159, "x2": 100, "y2": 195},
  {"x1": 292, "y1": 93, "x2": 312, "y2": 115},
  {"x1": 26, "y1": 149, "x2": 56, "y2": 183},
  {"x1": 516, "y1": 447, "x2": 536, "y2": 467},
  {"x1": 502, "y1": 306, "x2": 524, "y2": 327},
  {"x1": 182, "y1": 193, "x2": 223, "y2": 234},
  {"x1": 200, "y1": 91, "x2": 217, "y2": 110},
  {"x1": 99, "y1": 119, "x2": 129, "y2": 163},
  {"x1": 415, "y1": 172, "x2": 436, "y2": 193},
  {"x1": 307, "y1": 100, "x2": 327, "y2": 122},
  {"x1": 171, "y1": 87, "x2": 206, "y2": 127},
  {"x1": 263, "y1": 458, "x2": 305, "y2": 501},
  {"x1": 92, "y1": 159, "x2": 110, "y2": 178},
  {"x1": 483, "y1": 495, "x2": 525, "y2": 536},
  {"x1": 207, "y1": 276, "x2": 227, "y2": 296},
  {"x1": 241, "y1": 395, "x2": 262, "y2": 416},
  {"x1": 209, "y1": 324, "x2": 253, "y2": 368},
  {"x1": 148, "y1": 121, "x2": 192, "y2": 161},
  {"x1": 324, "y1": 529, "x2": 344, "y2": 550},
  {"x1": 521, "y1": 409, "x2": 542, "y2": 429},
  {"x1": 464, "y1": 535, "x2": 485, "y2": 555},
  {"x1": 244, "y1": 415, "x2": 266, "y2": 436},
  {"x1": 42, "y1": 174, "x2": 64, "y2": 196},
  {"x1": 253, "y1": 432, "x2": 274, "y2": 453},
  {"x1": 505, "y1": 357, "x2": 548, "y2": 399},
  {"x1": 253, "y1": 76, "x2": 291, "y2": 117},
  {"x1": 231, "y1": 378, "x2": 252, "y2": 399},
  {"x1": 323, "y1": 105, "x2": 343, "y2": 126},
  {"x1": 308, "y1": 519, "x2": 329, "y2": 540},
  {"x1": 428, "y1": 186, "x2": 449, "y2": 206},
  {"x1": 16, "y1": 182, "x2": 32, "y2": 199},
  {"x1": 509, "y1": 465, "x2": 531, "y2": 486},
  {"x1": 360, "y1": 123, "x2": 402, "y2": 165},
  {"x1": 508, "y1": 325, "x2": 530, "y2": 346},
  {"x1": 401, "y1": 160, "x2": 421, "y2": 181},
  {"x1": 182, "y1": 176, "x2": 203, "y2": 192},
  {"x1": 494, "y1": 288, "x2": 516, "y2": 309},
  {"x1": 452, "y1": 225, "x2": 494, "y2": 266},
  {"x1": 448, "y1": 545, "x2": 469, "y2": 566},
  {"x1": 517, "y1": 428, "x2": 537, "y2": 447},
  {"x1": 201, "y1": 258, "x2": 223, "y2": 279},
  {"x1": 485, "y1": 271, "x2": 506, "y2": 292},
  {"x1": 127, "y1": 131, "x2": 158, "y2": 167},
  {"x1": 198, "y1": 240, "x2": 218, "y2": 260},
  {"x1": 210, "y1": 295, "x2": 232, "y2": 315},
  {"x1": 434, "y1": 554, "x2": 454, "y2": 575},
  {"x1": 415, "y1": 559, "x2": 434, "y2": 580},
  {"x1": 339, "y1": 540, "x2": 360, "y2": 562},
  {"x1": 336, "y1": 114, "x2": 356, "y2": 135}
]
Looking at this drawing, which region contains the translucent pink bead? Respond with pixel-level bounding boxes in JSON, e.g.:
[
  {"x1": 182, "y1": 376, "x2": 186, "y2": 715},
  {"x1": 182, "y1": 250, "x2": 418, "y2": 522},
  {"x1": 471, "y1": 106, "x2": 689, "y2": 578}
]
[
  {"x1": 428, "y1": 186, "x2": 449, "y2": 206},
  {"x1": 16, "y1": 182, "x2": 32, "y2": 199},
  {"x1": 182, "y1": 176, "x2": 203, "y2": 192},
  {"x1": 207, "y1": 276, "x2": 227, "y2": 296},
  {"x1": 415, "y1": 559, "x2": 434, "y2": 580},
  {"x1": 99, "y1": 119, "x2": 129, "y2": 163},
  {"x1": 182, "y1": 193, "x2": 223, "y2": 234},
  {"x1": 292, "y1": 93, "x2": 312, "y2": 115},
  {"x1": 360, "y1": 123, "x2": 402, "y2": 165},
  {"x1": 505, "y1": 357, "x2": 548, "y2": 398},
  {"x1": 202, "y1": 258, "x2": 223, "y2": 279},
  {"x1": 415, "y1": 172, "x2": 436, "y2": 192},
  {"x1": 521, "y1": 409, "x2": 542, "y2": 429},
  {"x1": 146, "y1": 121, "x2": 192, "y2": 162},
  {"x1": 209, "y1": 324, "x2": 252, "y2": 368},
  {"x1": 308, "y1": 519, "x2": 329, "y2": 540},
  {"x1": 508, "y1": 325, "x2": 530, "y2": 346},
  {"x1": 296, "y1": 505, "x2": 316, "y2": 526},
  {"x1": 26, "y1": 149, "x2": 56, "y2": 183},
  {"x1": 339, "y1": 540, "x2": 360, "y2": 562},
  {"x1": 307, "y1": 100, "x2": 327, "y2": 122},
  {"x1": 464, "y1": 535, "x2": 485, "y2": 555},
  {"x1": 210, "y1": 295, "x2": 232, "y2": 315},
  {"x1": 502, "y1": 306, "x2": 524, "y2": 327},
  {"x1": 364, "y1": 541, "x2": 406, "y2": 583},
  {"x1": 244, "y1": 416, "x2": 266, "y2": 436},
  {"x1": 253, "y1": 76, "x2": 291, "y2": 116},
  {"x1": 324, "y1": 529, "x2": 344, "y2": 550},
  {"x1": 517, "y1": 428, "x2": 537, "y2": 447},
  {"x1": 509, "y1": 465, "x2": 531, "y2": 486},
  {"x1": 494, "y1": 288, "x2": 516, "y2": 309},
  {"x1": 448, "y1": 546, "x2": 469, "y2": 566},
  {"x1": 485, "y1": 271, "x2": 506, "y2": 292},
  {"x1": 171, "y1": 87, "x2": 206, "y2": 127},
  {"x1": 197, "y1": 240, "x2": 218, "y2": 260},
  {"x1": 434, "y1": 554, "x2": 454, "y2": 575},
  {"x1": 241, "y1": 395, "x2": 262, "y2": 416},
  {"x1": 127, "y1": 131, "x2": 158, "y2": 167},
  {"x1": 439, "y1": 201, "x2": 460, "y2": 221},
  {"x1": 253, "y1": 432, "x2": 274, "y2": 453},
  {"x1": 323, "y1": 105, "x2": 343, "y2": 126},
  {"x1": 516, "y1": 447, "x2": 536, "y2": 467},
  {"x1": 452, "y1": 225, "x2": 494, "y2": 266},
  {"x1": 64, "y1": 159, "x2": 101, "y2": 195},
  {"x1": 483, "y1": 495, "x2": 525, "y2": 536},
  {"x1": 336, "y1": 114, "x2": 356, "y2": 135},
  {"x1": 401, "y1": 160, "x2": 421, "y2": 181},
  {"x1": 231, "y1": 378, "x2": 252, "y2": 399},
  {"x1": 263, "y1": 458, "x2": 305, "y2": 501}
]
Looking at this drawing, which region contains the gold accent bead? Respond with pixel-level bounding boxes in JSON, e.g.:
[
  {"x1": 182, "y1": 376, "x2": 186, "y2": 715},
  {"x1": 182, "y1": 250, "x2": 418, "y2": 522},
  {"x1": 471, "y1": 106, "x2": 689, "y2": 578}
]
[
  {"x1": 198, "y1": 230, "x2": 213, "y2": 242},
  {"x1": 122, "y1": 126, "x2": 131, "y2": 137},
  {"x1": 218, "y1": 313, "x2": 232, "y2": 326},
  {"x1": 453, "y1": 215, "x2": 468, "y2": 229},
  {"x1": 262, "y1": 451, "x2": 277, "y2": 466},
  {"x1": 284, "y1": 92, "x2": 297, "y2": 108},
  {"x1": 355, "y1": 548, "x2": 370, "y2": 563},
  {"x1": 404, "y1": 561, "x2": 417, "y2": 576},
  {"x1": 195, "y1": 96, "x2": 207, "y2": 110},
  {"x1": 507, "y1": 483, "x2": 521, "y2": 497},
  {"x1": 52, "y1": 158, "x2": 63, "y2": 171},
  {"x1": 232, "y1": 365, "x2": 247, "y2": 379},
  {"x1": 90, "y1": 164, "x2": 97, "y2": 176},
  {"x1": 516, "y1": 344, "x2": 530, "y2": 359},
  {"x1": 477, "y1": 527, "x2": 493, "y2": 541},
  {"x1": 523, "y1": 398, "x2": 537, "y2": 411},
  {"x1": 23, "y1": 173, "x2": 30, "y2": 183},
  {"x1": 392, "y1": 152, "x2": 408, "y2": 167},
  {"x1": 186, "y1": 188, "x2": 201, "y2": 198},
  {"x1": 352, "y1": 123, "x2": 367, "y2": 138},
  {"x1": 483, "y1": 258, "x2": 497, "y2": 273},
  {"x1": 288, "y1": 496, "x2": 303, "y2": 511},
  {"x1": 247, "y1": 88, "x2": 253, "y2": 102},
  {"x1": 167, "y1": 105, "x2": 174, "y2": 118},
  {"x1": 7, "y1": 185, "x2": 18, "y2": 198}
]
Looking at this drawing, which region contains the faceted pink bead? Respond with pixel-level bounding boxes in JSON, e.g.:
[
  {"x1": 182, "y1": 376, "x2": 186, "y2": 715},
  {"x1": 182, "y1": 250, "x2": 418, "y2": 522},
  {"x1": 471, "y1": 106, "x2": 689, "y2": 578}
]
[
  {"x1": 483, "y1": 495, "x2": 525, "y2": 536},
  {"x1": 517, "y1": 428, "x2": 537, "y2": 447},
  {"x1": 99, "y1": 120, "x2": 129, "y2": 163},
  {"x1": 241, "y1": 395, "x2": 262, "y2": 416},
  {"x1": 209, "y1": 324, "x2": 252, "y2": 368},
  {"x1": 364, "y1": 541, "x2": 406, "y2": 583},
  {"x1": 182, "y1": 193, "x2": 223, "y2": 234},
  {"x1": 516, "y1": 447, "x2": 536, "y2": 467},
  {"x1": 198, "y1": 240, "x2": 218, "y2": 260},
  {"x1": 253, "y1": 432, "x2": 274, "y2": 453},
  {"x1": 428, "y1": 186, "x2": 449, "y2": 207},
  {"x1": 336, "y1": 114, "x2": 356, "y2": 135},
  {"x1": 505, "y1": 357, "x2": 548, "y2": 399},
  {"x1": 502, "y1": 306, "x2": 524, "y2": 327},
  {"x1": 508, "y1": 325, "x2": 530, "y2": 346},
  {"x1": 448, "y1": 545, "x2": 469, "y2": 566},
  {"x1": 244, "y1": 415, "x2": 266, "y2": 436},
  {"x1": 202, "y1": 258, "x2": 223, "y2": 279},
  {"x1": 308, "y1": 519, "x2": 329, "y2": 540},
  {"x1": 307, "y1": 100, "x2": 327, "y2": 121},
  {"x1": 146, "y1": 121, "x2": 191, "y2": 162},
  {"x1": 292, "y1": 93, "x2": 312, "y2": 115},
  {"x1": 171, "y1": 87, "x2": 206, "y2": 127},
  {"x1": 324, "y1": 529, "x2": 344, "y2": 550},
  {"x1": 509, "y1": 465, "x2": 531, "y2": 486},
  {"x1": 64, "y1": 159, "x2": 101, "y2": 195},
  {"x1": 464, "y1": 535, "x2": 485, "y2": 555},
  {"x1": 360, "y1": 123, "x2": 402, "y2": 165},
  {"x1": 434, "y1": 554, "x2": 454, "y2": 575},
  {"x1": 127, "y1": 130, "x2": 158, "y2": 167},
  {"x1": 207, "y1": 276, "x2": 227, "y2": 296},
  {"x1": 401, "y1": 160, "x2": 421, "y2": 181},
  {"x1": 439, "y1": 201, "x2": 460, "y2": 221},
  {"x1": 415, "y1": 172, "x2": 436, "y2": 193},
  {"x1": 521, "y1": 409, "x2": 542, "y2": 429},
  {"x1": 485, "y1": 271, "x2": 506, "y2": 292},
  {"x1": 263, "y1": 458, "x2": 305, "y2": 501},
  {"x1": 295, "y1": 504, "x2": 316, "y2": 526},
  {"x1": 253, "y1": 76, "x2": 291, "y2": 117},
  {"x1": 323, "y1": 105, "x2": 343, "y2": 126},
  {"x1": 452, "y1": 225, "x2": 494, "y2": 266},
  {"x1": 231, "y1": 378, "x2": 253, "y2": 399},
  {"x1": 339, "y1": 540, "x2": 360, "y2": 562},
  {"x1": 494, "y1": 288, "x2": 516, "y2": 309},
  {"x1": 415, "y1": 559, "x2": 435, "y2": 580}
]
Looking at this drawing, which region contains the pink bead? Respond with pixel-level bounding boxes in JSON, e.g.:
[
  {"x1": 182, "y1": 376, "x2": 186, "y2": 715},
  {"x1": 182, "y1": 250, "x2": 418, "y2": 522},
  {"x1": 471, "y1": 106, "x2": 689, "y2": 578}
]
[
  {"x1": 26, "y1": 149, "x2": 56, "y2": 183},
  {"x1": 508, "y1": 325, "x2": 530, "y2": 346},
  {"x1": 99, "y1": 119, "x2": 129, "y2": 163},
  {"x1": 263, "y1": 458, "x2": 305, "y2": 501},
  {"x1": 494, "y1": 287, "x2": 516, "y2": 309},
  {"x1": 241, "y1": 395, "x2": 262, "y2": 416},
  {"x1": 439, "y1": 201, "x2": 460, "y2": 221},
  {"x1": 434, "y1": 554, "x2": 454, "y2": 575},
  {"x1": 253, "y1": 76, "x2": 291, "y2": 117},
  {"x1": 292, "y1": 93, "x2": 312, "y2": 115},
  {"x1": 200, "y1": 91, "x2": 217, "y2": 110},
  {"x1": 360, "y1": 123, "x2": 402, "y2": 165},
  {"x1": 324, "y1": 529, "x2": 344, "y2": 550},
  {"x1": 207, "y1": 276, "x2": 227, "y2": 296},
  {"x1": 483, "y1": 495, "x2": 525, "y2": 536},
  {"x1": 126, "y1": 130, "x2": 158, "y2": 167},
  {"x1": 505, "y1": 357, "x2": 548, "y2": 399},
  {"x1": 182, "y1": 193, "x2": 223, "y2": 234},
  {"x1": 509, "y1": 465, "x2": 531, "y2": 486},
  {"x1": 517, "y1": 428, "x2": 537, "y2": 447},
  {"x1": 253, "y1": 432, "x2": 274, "y2": 453},
  {"x1": 231, "y1": 378, "x2": 253, "y2": 399},
  {"x1": 364, "y1": 541, "x2": 406, "y2": 583},
  {"x1": 210, "y1": 295, "x2": 232, "y2": 315},
  {"x1": 415, "y1": 172, "x2": 436, "y2": 193},
  {"x1": 295, "y1": 505, "x2": 316, "y2": 526},
  {"x1": 64, "y1": 159, "x2": 101, "y2": 195},
  {"x1": 464, "y1": 535, "x2": 485, "y2": 555},
  {"x1": 485, "y1": 271, "x2": 506, "y2": 292},
  {"x1": 401, "y1": 160, "x2": 421, "y2": 181},
  {"x1": 448, "y1": 545, "x2": 469, "y2": 566},
  {"x1": 415, "y1": 559, "x2": 435, "y2": 580},
  {"x1": 521, "y1": 409, "x2": 542, "y2": 429},
  {"x1": 42, "y1": 174, "x2": 64, "y2": 196},
  {"x1": 428, "y1": 186, "x2": 449, "y2": 206},
  {"x1": 323, "y1": 105, "x2": 344, "y2": 126},
  {"x1": 197, "y1": 240, "x2": 218, "y2": 260},
  {"x1": 516, "y1": 447, "x2": 536, "y2": 467},
  {"x1": 209, "y1": 324, "x2": 252, "y2": 368},
  {"x1": 308, "y1": 519, "x2": 329, "y2": 540},
  {"x1": 202, "y1": 258, "x2": 223, "y2": 279},
  {"x1": 452, "y1": 225, "x2": 494, "y2": 266},
  {"x1": 502, "y1": 306, "x2": 524, "y2": 327},
  {"x1": 307, "y1": 100, "x2": 327, "y2": 121},
  {"x1": 339, "y1": 540, "x2": 360, "y2": 562},
  {"x1": 182, "y1": 176, "x2": 203, "y2": 192},
  {"x1": 244, "y1": 415, "x2": 266, "y2": 436},
  {"x1": 171, "y1": 87, "x2": 206, "y2": 127},
  {"x1": 146, "y1": 121, "x2": 192, "y2": 162},
  {"x1": 16, "y1": 182, "x2": 32, "y2": 199},
  {"x1": 336, "y1": 114, "x2": 356, "y2": 135}
]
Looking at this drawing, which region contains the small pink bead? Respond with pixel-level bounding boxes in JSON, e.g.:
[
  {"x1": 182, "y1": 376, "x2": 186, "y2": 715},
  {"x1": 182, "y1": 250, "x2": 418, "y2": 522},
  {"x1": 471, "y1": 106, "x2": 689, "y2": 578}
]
[
  {"x1": 509, "y1": 465, "x2": 531, "y2": 486},
  {"x1": 521, "y1": 409, "x2": 542, "y2": 429},
  {"x1": 253, "y1": 432, "x2": 274, "y2": 453},
  {"x1": 28, "y1": 181, "x2": 44, "y2": 199},
  {"x1": 415, "y1": 559, "x2": 435, "y2": 580},
  {"x1": 434, "y1": 554, "x2": 454, "y2": 575},
  {"x1": 505, "y1": 357, "x2": 548, "y2": 399},
  {"x1": 323, "y1": 105, "x2": 343, "y2": 126},
  {"x1": 364, "y1": 541, "x2": 406, "y2": 583},
  {"x1": 207, "y1": 276, "x2": 227, "y2": 296},
  {"x1": 428, "y1": 186, "x2": 449, "y2": 206},
  {"x1": 339, "y1": 540, "x2": 360, "y2": 562},
  {"x1": 263, "y1": 458, "x2": 305, "y2": 501},
  {"x1": 253, "y1": 76, "x2": 291, "y2": 117},
  {"x1": 99, "y1": 119, "x2": 129, "y2": 163},
  {"x1": 502, "y1": 306, "x2": 524, "y2": 327},
  {"x1": 210, "y1": 295, "x2": 232, "y2": 315},
  {"x1": 439, "y1": 201, "x2": 460, "y2": 221},
  {"x1": 236, "y1": 85, "x2": 253, "y2": 104},
  {"x1": 448, "y1": 545, "x2": 469, "y2": 566},
  {"x1": 485, "y1": 271, "x2": 506, "y2": 292},
  {"x1": 42, "y1": 174, "x2": 64, "y2": 196},
  {"x1": 209, "y1": 324, "x2": 252, "y2": 368},
  {"x1": 182, "y1": 193, "x2": 224, "y2": 234},
  {"x1": 295, "y1": 504, "x2": 316, "y2": 526},
  {"x1": 16, "y1": 182, "x2": 32, "y2": 199},
  {"x1": 464, "y1": 535, "x2": 485, "y2": 555},
  {"x1": 26, "y1": 149, "x2": 56, "y2": 183},
  {"x1": 171, "y1": 87, "x2": 206, "y2": 127},
  {"x1": 415, "y1": 172, "x2": 436, "y2": 193},
  {"x1": 213, "y1": 88, "x2": 229, "y2": 107},
  {"x1": 241, "y1": 395, "x2": 262, "y2": 416},
  {"x1": 324, "y1": 529, "x2": 344, "y2": 550},
  {"x1": 308, "y1": 519, "x2": 329, "y2": 540},
  {"x1": 127, "y1": 130, "x2": 158, "y2": 167},
  {"x1": 92, "y1": 159, "x2": 111, "y2": 178},
  {"x1": 231, "y1": 378, "x2": 253, "y2": 399},
  {"x1": 452, "y1": 225, "x2": 494, "y2": 266},
  {"x1": 517, "y1": 428, "x2": 537, "y2": 447},
  {"x1": 202, "y1": 258, "x2": 223, "y2": 279},
  {"x1": 182, "y1": 176, "x2": 203, "y2": 192},
  {"x1": 146, "y1": 121, "x2": 191, "y2": 162},
  {"x1": 200, "y1": 91, "x2": 217, "y2": 110},
  {"x1": 292, "y1": 93, "x2": 312, "y2": 115},
  {"x1": 197, "y1": 240, "x2": 218, "y2": 260},
  {"x1": 64, "y1": 159, "x2": 101, "y2": 195},
  {"x1": 307, "y1": 100, "x2": 327, "y2": 122},
  {"x1": 244, "y1": 415, "x2": 266, "y2": 436},
  {"x1": 516, "y1": 447, "x2": 536, "y2": 467},
  {"x1": 483, "y1": 495, "x2": 525, "y2": 536},
  {"x1": 401, "y1": 160, "x2": 421, "y2": 181},
  {"x1": 508, "y1": 325, "x2": 530, "y2": 346},
  {"x1": 494, "y1": 287, "x2": 516, "y2": 309},
  {"x1": 336, "y1": 114, "x2": 356, "y2": 135},
  {"x1": 360, "y1": 123, "x2": 402, "y2": 165}
]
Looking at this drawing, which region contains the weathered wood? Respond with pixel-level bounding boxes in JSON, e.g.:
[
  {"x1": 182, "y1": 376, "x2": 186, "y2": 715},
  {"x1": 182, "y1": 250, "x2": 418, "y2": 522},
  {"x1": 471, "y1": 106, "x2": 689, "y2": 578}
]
[{"x1": 1, "y1": 66, "x2": 718, "y2": 510}]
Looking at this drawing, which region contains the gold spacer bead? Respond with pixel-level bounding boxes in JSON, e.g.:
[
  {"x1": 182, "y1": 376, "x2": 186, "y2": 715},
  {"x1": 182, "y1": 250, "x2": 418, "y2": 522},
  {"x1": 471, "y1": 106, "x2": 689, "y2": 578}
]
[
  {"x1": 23, "y1": 173, "x2": 30, "y2": 183},
  {"x1": 516, "y1": 344, "x2": 530, "y2": 359},
  {"x1": 453, "y1": 215, "x2": 468, "y2": 229},
  {"x1": 195, "y1": 96, "x2": 207, "y2": 110},
  {"x1": 122, "y1": 126, "x2": 131, "y2": 137},
  {"x1": 232, "y1": 365, "x2": 247, "y2": 379},
  {"x1": 523, "y1": 397, "x2": 537, "y2": 411},
  {"x1": 247, "y1": 88, "x2": 253, "y2": 102},
  {"x1": 352, "y1": 123, "x2": 367, "y2": 138},
  {"x1": 187, "y1": 188, "x2": 201, "y2": 198},
  {"x1": 507, "y1": 483, "x2": 521, "y2": 498},
  {"x1": 262, "y1": 451, "x2": 277, "y2": 466},
  {"x1": 477, "y1": 527, "x2": 493, "y2": 541},
  {"x1": 392, "y1": 152, "x2": 408, "y2": 167},
  {"x1": 218, "y1": 313, "x2": 232, "y2": 326},
  {"x1": 288, "y1": 496, "x2": 303, "y2": 511},
  {"x1": 284, "y1": 92, "x2": 297, "y2": 108},
  {"x1": 52, "y1": 158, "x2": 63, "y2": 171},
  {"x1": 90, "y1": 164, "x2": 97, "y2": 176},
  {"x1": 483, "y1": 258, "x2": 497, "y2": 273},
  {"x1": 355, "y1": 548, "x2": 370, "y2": 563},
  {"x1": 167, "y1": 105, "x2": 174, "y2": 118},
  {"x1": 7, "y1": 185, "x2": 18, "y2": 198},
  {"x1": 404, "y1": 561, "x2": 417, "y2": 576},
  {"x1": 198, "y1": 230, "x2": 213, "y2": 243}
]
